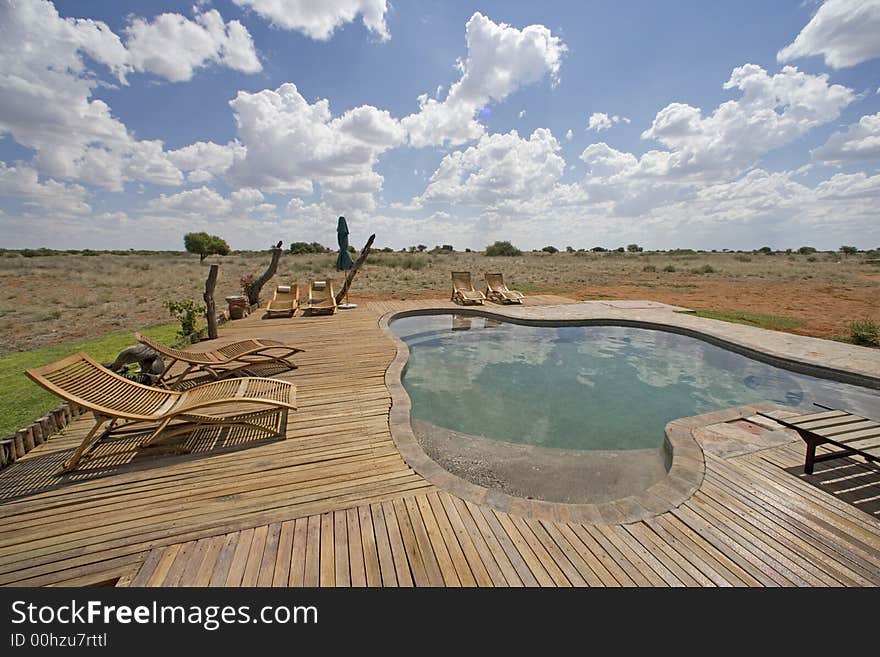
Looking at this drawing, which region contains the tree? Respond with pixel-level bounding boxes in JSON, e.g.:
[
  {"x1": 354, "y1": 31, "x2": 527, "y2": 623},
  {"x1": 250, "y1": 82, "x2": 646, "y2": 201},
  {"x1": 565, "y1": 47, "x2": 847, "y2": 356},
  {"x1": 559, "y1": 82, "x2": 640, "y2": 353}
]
[
  {"x1": 839, "y1": 245, "x2": 858, "y2": 255},
  {"x1": 798, "y1": 246, "x2": 817, "y2": 255},
  {"x1": 757, "y1": 246, "x2": 773, "y2": 254},
  {"x1": 615, "y1": 246, "x2": 625, "y2": 253},
  {"x1": 591, "y1": 246, "x2": 606, "y2": 252},
  {"x1": 542, "y1": 245, "x2": 559, "y2": 254},
  {"x1": 417, "y1": 244, "x2": 427, "y2": 252},
  {"x1": 485, "y1": 241, "x2": 522, "y2": 257},
  {"x1": 626, "y1": 243, "x2": 643, "y2": 252},
  {"x1": 565, "y1": 246, "x2": 575, "y2": 253},
  {"x1": 184, "y1": 232, "x2": 230, "y2": 262}
]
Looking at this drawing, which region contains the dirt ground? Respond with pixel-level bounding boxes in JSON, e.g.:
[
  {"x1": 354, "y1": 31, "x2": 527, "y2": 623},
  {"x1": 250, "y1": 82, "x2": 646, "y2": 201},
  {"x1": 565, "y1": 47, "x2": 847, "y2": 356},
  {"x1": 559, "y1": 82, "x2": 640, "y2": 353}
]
[{"x1": 1, "y1": 249, "x2": 877, "y2": 355}]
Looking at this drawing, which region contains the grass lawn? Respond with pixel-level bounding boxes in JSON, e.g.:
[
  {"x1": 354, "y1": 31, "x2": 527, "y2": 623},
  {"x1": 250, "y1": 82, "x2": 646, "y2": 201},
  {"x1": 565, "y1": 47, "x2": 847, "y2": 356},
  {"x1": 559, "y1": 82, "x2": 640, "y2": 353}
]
[
  {"x1": 0, "y1": 323, "x2": 179, "y2": 437},
  {"x1": 680, "y1": 309, "x2": 805, "y2": 331}
]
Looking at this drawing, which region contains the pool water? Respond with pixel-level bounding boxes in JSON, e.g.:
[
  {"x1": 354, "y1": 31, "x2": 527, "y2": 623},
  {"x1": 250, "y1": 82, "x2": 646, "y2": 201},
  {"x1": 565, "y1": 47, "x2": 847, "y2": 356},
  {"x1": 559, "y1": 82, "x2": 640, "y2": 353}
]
[{"x1": 393, "y1": 315, "x2": 880, "y2": 452}]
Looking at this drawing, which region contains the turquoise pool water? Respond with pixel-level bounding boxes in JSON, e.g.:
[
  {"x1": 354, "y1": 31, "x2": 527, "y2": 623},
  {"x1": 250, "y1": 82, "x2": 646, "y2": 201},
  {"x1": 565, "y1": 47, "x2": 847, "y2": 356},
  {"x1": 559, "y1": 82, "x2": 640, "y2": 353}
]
[{"x1": 392, "y1": 315, "x2": 880, "y2": 451}]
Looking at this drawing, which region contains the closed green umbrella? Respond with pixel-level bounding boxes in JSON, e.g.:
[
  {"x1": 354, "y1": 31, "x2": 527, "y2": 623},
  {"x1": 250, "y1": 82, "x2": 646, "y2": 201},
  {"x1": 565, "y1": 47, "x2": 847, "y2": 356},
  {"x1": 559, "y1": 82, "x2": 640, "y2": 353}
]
[{"x1": 336, "y1": 216, "x2": 354, "y2": 271}]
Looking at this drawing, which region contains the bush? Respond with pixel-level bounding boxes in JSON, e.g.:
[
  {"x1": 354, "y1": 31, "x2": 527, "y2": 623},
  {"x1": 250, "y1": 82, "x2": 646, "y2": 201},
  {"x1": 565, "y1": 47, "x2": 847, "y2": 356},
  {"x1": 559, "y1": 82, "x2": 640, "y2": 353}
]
[
  {"x1": 850, "y1": 319, "x2": 880, "y2": 347},
  {"x1": 542, "y1": 246, "x2": 559, "y2": 254},
  {"x1": 663, "y1": 265, "x2": 677, "y2": 272},
  {"x1": 565, "y1": 246, "x2": 575, "y2": 253},
  {"x1": 643, "y1": 265, "x2": 657, "y2": 272},
  {"x1": 485, "y1": 241, "x2": 522, "y2": 257},
  {"x1": 798, "y1": 246, "x2": 817, "y2": 255},
  {"x1": 807, "y1": 256, "x2": 818, "y2": 262},
  {"x1": 290, "y1": 241, "x2": 330, "y2": 255},
  {"x1": 627, "y1": 243, "x2": 643, "y2": 252},
  {"x1": 164, "y1": 299, "x2": 205, "y2": 340},
  {"x1": 839, "y1": 245, "x2": 858, "y2": 255},
  {"x1": 734, "y1": 255, "x2": 752, "y2": 262},
  {"x1": 591, "y1": 246, "x2": 607, "y2": 252},
  {"x1": 689, "y1": 264, "x2": 715, "y2": 274},
  {"x1": 757, "y1": 246, "x2": 773, "y2": 254},
  {"x1": 614, "y1": 247, "x2": 625, "y2": 253}
]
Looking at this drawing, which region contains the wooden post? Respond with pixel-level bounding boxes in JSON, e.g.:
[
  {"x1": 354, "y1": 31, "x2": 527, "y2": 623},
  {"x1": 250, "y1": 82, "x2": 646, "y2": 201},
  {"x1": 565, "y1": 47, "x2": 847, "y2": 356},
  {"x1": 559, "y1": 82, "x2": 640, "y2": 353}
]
[
  {"x1": 32, "y1": 422, "x2": 44, "y2": 445},
  {"x1": 204, "y1": 263, "x2": 220, "y2": 340},
  {"x1": 52, "y1": 407, "x2": 67, "y2": 431},
  {"x1": 335, "y1": 234, "x2": 376, "y2": 305},
  {"x1": 13, "y1": 433, "x2": 25, "y2": 458},
  {"x1": 40, "y1": 416, "x2": 54, "y2": 440},
  {"x1": 19, "y1": 427, "x2": 34, "y2": 452},
  {"x1": 0, "y1": 439, "x2": 14, "y2": 466},
  {"x1": 247, "y1": 241, "x2": 283, "y2": 306}
]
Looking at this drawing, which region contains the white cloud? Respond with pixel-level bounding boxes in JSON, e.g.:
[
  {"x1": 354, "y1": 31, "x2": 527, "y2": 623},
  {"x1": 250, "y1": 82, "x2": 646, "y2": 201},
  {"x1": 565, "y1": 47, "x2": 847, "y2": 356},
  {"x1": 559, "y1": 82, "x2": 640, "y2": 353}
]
[
  {"x1": 565, "y1": 129, "x2": 573, "y2": 141},
  {"x1": 812, "y1": 112, "x2": 880, "y2": 166},
  {"x1": 402, "y1": 12, "x2": 567, "y2": 147},
  {"x1": 422, "y1": 128, "x2": 565, "y2": 206},
  {"x1": 814, "y1": 171, "x2": 880, "y2": 199},
  {"x1": 230, "y1": 187, "x2": 265, "y2": 209},
  {"x1": 167, "y1": 141, "x2": 246, "y2": 183},
  {"x1": 778, "y1": 0, "x2": 880, "y2": 69},
  {"x1": 0, "y1": 1, "x2": 263, "y2": 192},
  {"x1": 125, "y1": 9, "x2": 261, "y2": 82},
  {"x1": 226, "y1": 82, "x2": 405, "y2": 208},
  {"x1": 0, "y1": 162, "x2": 91, "y2": 215},
  {"x1": 232, "y1": 0, "x2": 390, "y2": 41},
  {"x1": 587, "y1": 112, "x2": 629, "y2": 132},
  {"x1": 518, "y1": 110, "x2": 526, "y2": 119},
  {"x1": 147, "y1": 186, "x2": 233, "y2": 215}
]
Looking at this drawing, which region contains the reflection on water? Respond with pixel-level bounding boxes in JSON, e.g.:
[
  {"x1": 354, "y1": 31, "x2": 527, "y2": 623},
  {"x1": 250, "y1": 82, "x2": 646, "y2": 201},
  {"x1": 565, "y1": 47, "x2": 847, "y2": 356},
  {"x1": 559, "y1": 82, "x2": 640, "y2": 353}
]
[{"x1": 392, "y1": 315, "x2": 880, "y2": 451}]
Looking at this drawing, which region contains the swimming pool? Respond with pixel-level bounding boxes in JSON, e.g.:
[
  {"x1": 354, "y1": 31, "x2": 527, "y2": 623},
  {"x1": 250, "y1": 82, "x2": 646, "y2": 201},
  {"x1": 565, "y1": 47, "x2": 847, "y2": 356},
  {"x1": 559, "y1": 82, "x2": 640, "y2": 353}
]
[{"x1": 392, "y1": 314, "x2": 880, "y2": 453}]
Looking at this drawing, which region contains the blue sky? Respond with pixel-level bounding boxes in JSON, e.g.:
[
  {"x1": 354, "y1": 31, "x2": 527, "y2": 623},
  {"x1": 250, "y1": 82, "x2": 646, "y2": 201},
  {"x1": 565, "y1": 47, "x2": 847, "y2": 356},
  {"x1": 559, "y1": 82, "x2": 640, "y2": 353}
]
[{"x1": 1, "y1": 0, "x2": 879, "y2": 251}]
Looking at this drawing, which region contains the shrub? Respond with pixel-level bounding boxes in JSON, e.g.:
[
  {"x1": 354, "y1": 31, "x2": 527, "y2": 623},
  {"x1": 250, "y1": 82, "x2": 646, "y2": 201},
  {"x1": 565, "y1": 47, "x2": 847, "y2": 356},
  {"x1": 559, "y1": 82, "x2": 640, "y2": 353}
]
[
  {"x1": 807, "y1": 255, "x2": 818, "y2": 262},
  {"x1": 289, "y1": 241, "x2": 330, "y2": 255},
  {"x1": 565, "y1": 246, "x2": 575, "y2": 253},
  {"x1": 689, "y1": 264, "x2": 715, "y2": 274},
  {"x1": 542, "y1": 246, "x2": 559, "y2": 254},
  {"x1": 663, "y1": 265, "x2": 676, "y2": 272},
  {"x1": 164, "y1": 299, "x2": 205, "y2": 340},
  {"x1": 798, "y1": 246, "x2": 817, "y2": 255},
  {"x1": 643, "y1": 265, "x2": 657, "y2": 272},
  {"x1": 626, "y1": 243, "x2": 643, "y2": 252},
  {"x1": 757, "y1": 246, "x2": 773, "y2": 254},
  {"x1": 850, "y1": 319, "x2": 880, "y2": 347},
  {"x1": 734, "y1": 255, "x2": 752, "y2": 262},
  {"x1": 615, "y1": 247, "x2": 625, "y2": 253},
  {"x1": 839, "y1": 245, "x2": 858, "y2": 255},
  {"x1": 485, "y1": 241, "x2": 522, "y2": 257},
  {"x1": 591, "y1": 246, "x2": 607, "y2": 252}
]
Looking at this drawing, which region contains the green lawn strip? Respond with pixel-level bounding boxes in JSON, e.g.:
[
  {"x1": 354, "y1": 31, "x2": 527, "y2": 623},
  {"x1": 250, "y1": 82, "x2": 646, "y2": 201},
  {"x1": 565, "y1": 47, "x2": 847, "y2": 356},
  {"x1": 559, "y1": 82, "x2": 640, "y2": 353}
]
[
  {"x1": 677, "y1": 309, "x2": 805, "y2": 331},
  {"x1": 0, "y1": 323, "x2": 179, "y2": 437}
]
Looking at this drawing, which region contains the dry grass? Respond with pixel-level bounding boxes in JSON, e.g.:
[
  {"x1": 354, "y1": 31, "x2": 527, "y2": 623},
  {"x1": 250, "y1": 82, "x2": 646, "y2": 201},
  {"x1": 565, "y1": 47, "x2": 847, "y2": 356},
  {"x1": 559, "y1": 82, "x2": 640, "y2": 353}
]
[{"x1": 1, "y1": 250, "x2": 878, "y2": 354}]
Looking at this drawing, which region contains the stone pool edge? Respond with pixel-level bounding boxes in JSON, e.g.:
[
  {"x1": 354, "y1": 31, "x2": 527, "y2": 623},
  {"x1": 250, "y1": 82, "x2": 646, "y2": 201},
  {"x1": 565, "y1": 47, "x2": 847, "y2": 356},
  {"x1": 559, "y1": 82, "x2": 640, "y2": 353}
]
[{"x1": 379, "y1": 305, "x2": 880, "y2": 525}]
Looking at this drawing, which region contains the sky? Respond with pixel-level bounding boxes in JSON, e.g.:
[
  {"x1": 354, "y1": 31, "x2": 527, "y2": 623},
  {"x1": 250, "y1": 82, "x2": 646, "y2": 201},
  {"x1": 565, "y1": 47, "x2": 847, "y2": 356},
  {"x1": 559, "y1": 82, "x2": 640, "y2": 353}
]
[{"x1": 1, "y1": 0, "x2": 879, "y2": 252}]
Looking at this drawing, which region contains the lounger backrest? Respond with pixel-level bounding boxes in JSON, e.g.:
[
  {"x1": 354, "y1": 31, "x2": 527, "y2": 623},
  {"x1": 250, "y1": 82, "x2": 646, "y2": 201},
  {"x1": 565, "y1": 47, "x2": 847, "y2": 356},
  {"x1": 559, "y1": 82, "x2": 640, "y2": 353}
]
[
  {"x1": 136, "y1": 333, "x2": 217, "y2": 364},
  {"x1": 451, "y1": 271, "x2": 475, "y2": 292},
  {"x1": 309, "y1": 280, "x2": 335, "y2": 303},
  {"x1": 215, "y1": 339, "x2": 264, "y2": 359},
  {"x1": 484, "y1": 272, "x2": 505, "y2": 291},
  {"x1": 26, "y1": 352, "x2": 177, "y2": 420}
]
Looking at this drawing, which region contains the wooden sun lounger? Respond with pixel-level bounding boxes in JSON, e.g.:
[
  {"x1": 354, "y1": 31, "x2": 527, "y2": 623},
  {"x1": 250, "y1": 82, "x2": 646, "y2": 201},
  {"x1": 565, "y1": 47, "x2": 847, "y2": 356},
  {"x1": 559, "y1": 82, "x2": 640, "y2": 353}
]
[
  {"x1": 308, "y1": 279, "x2": 337, "y2": 315},
  {"x1": 484, "y1": 272, "x2": 524, "y2": 304},
  {"x1": 757, "y1": 406, "x2": 880, "y2": 474},
  {"x1": 264, "y1": 284, "x2": 299, "y2": 318},
  {"x1": 136, "y1": 332, "x2": 304, "y2": 387},
  {"x1": 26, "y1": 352, "x2": 297, "y2": 473},
  {"x1": 451, "y1": 271, "x2": 485, "y2": 305}
]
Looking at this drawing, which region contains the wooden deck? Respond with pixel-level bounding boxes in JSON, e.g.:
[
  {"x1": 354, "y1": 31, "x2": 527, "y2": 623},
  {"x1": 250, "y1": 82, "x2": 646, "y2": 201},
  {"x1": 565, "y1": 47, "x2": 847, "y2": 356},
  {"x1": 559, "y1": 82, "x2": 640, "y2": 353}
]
[{"x1": 1, "y1": 295, "x2": 878, "y2": 587}]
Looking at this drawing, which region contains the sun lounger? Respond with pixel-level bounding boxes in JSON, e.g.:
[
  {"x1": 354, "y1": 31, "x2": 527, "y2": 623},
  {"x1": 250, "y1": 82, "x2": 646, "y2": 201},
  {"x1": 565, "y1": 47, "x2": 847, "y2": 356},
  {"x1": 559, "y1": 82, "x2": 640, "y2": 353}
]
[
  {"x1": 451, "y1": 271, "x2": 485, "y2": 305},
  {"x1": 26, "y1": 352, "x2": 297, "y2": 473},
  {"x1": 308, "y1": 279, "x2": 337, "y2": 315},
  {"x1": 484, "y1": 272, "x2": 524, "y2": 304},
  {"x1": 265, "y1": 284, "x2": 299, "y2": 318},
  {"x1": 135, "y1": 332, "x2": 304, "y2": 387},
  {"x1": 757, "y1": 406, "x2": 880, "y2": 474}
]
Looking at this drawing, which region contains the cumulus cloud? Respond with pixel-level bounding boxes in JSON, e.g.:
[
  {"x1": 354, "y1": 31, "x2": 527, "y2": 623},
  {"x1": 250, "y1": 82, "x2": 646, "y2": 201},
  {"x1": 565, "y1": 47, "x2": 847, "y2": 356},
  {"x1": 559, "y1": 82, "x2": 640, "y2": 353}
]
[
  {"x1": 147, "y1": 186, "x2": 232, "y2": 215},
  {"x1": 0, "y1": 162, "x2": 91, "y2": 215},
  {"x1": 778, "y1": 0, "x2": 880, "y2": 69},
  {"x1": 124, "y1": 9, "x2": 262, "y2": 82},
  {"x1": 565, "y1": 129, "x2": 573, "y2": 141},
  {"x1": 422, "y1": 128, "x2": 565, "y2": 206},
  {"x1": 812, "y1": 112, "x2": 880, "y2": 166},
  {"x1": 226, "y1": 82, "x2": 405, "y2": 209},
  {"x1": 0, "y1": 1, "x2": 262, "y2": 193},
  {"x1": 587, "y1": 113, "x2": 630, "y2": 132},
  {"x1": 167, "y1": 141, "x2": 246, "y2": 183},
  {"x1": 402, "y1": 12, "x2": 566, "y2": 147},
  {"x1": 232, "y1": 0, "x2": 390, "y2": 41}
]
